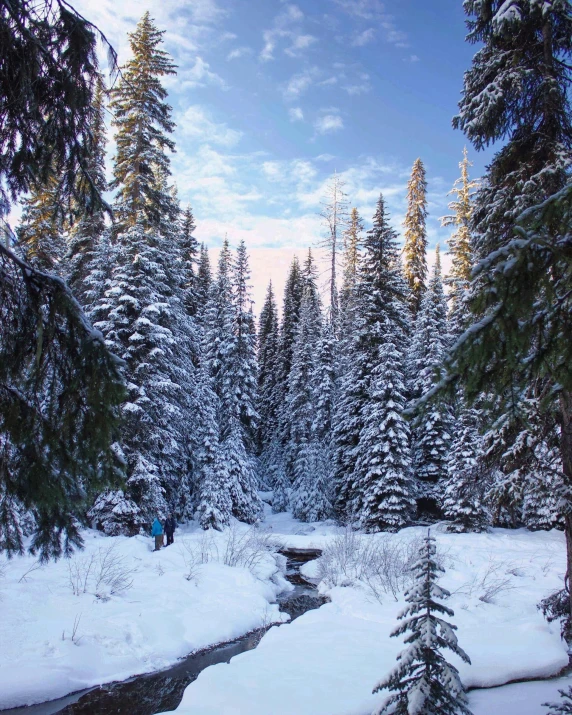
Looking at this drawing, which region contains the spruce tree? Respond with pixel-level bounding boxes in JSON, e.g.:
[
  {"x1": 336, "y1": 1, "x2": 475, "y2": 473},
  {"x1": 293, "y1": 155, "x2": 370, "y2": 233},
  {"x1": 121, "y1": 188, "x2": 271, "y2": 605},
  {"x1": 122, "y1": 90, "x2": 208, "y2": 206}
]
[
  {"x1": 203, "y1": 239, "x2": 261, "y2": 523},
  {"x1": 196, "y1": 243, "x2": 212, "y2": 317},
  {"x1": 353, "y1": 318, "x2": 414, "y2": 532},
  {"x1": 403, "y1": 158, "x2": 428, "y2": 315},
  {"x1": 333, "y1": 194, "x2": 412, "y2": 524},
  {"x1": 278, "y1": 255, "x2": 305, "y2": 396},
  {"x1": 179, "y1": 204, "x2": 199, "y2": 316},
  {"x1": 89, "y1": 15, "x2": 195, "y2": 533},
  {"x1": 443, "y1": 407, "x2": 489, "y2": 533},
  {"x1": 441, "y1": 148, "x2": 478, "y2": 337},
  {"x1": 231, "y1": 240, "x2": 259, "y2": 454},
  {"x1": 373, "y1": 531, "x2": 472, "y2": 715},
  {"x1": 17, "y1": 169, "x2": 65, "y2": 272},
  {"x1": 109, "y1": 12, "x2": 177, "y2": 234},
  {"x1": 409, "y1": 247, "x2": 454, "y2": 502},
  {"x1": 257, "y1": 281, "x2": 280, "y2": 452},
  {"x1": 544, "y1": 687, "x2": 572, "y2": 714},
  {"x1": 66, "y1": 77, "x2": 109, "y2": 306},
  {"x1": 445, "y1": 0, "x2": 572, "y2": 617}
]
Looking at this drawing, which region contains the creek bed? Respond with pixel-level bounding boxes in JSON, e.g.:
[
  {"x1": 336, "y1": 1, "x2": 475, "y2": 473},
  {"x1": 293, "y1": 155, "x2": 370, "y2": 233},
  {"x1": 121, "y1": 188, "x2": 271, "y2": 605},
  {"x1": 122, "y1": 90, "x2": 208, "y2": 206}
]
[{"x1": 1, "y1": 548, "x2": 325, "y2": 715}]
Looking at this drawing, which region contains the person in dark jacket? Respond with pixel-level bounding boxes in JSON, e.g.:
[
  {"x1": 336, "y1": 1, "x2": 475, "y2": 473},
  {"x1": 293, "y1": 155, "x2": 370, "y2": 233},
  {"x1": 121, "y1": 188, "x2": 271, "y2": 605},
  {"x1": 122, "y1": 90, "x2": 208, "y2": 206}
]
[
  {"x1": 151, "y1": 518, "x2": 164, "y2": 551},
  {"x1": 164, "y1": 513, "x2": 176, "y2": 546}
]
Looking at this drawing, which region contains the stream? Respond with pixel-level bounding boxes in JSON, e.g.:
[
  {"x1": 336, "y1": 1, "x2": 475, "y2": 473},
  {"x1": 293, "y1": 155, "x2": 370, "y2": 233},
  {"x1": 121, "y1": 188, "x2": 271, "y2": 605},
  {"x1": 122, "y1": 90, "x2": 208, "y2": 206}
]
[{"x1": 1, "y1": 547, "x2": 325, "y2": 715}]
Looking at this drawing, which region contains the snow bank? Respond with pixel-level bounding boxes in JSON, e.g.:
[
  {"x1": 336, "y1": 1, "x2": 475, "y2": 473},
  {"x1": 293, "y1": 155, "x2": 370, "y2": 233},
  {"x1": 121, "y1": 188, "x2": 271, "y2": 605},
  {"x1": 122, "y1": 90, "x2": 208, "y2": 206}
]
[
  {"x1": 165, "y1": 522, "x2": 568, "y2": 715},
  {"x1": 0, "y1": 524, "x2": 289, "y2": 709}
]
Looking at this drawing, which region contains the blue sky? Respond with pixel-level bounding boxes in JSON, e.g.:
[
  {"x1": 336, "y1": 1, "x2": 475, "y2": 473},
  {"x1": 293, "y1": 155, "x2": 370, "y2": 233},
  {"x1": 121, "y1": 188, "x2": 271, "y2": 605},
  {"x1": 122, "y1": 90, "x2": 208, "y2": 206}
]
[{"x1": 76, "y1": 0, "x2": 493, "y2": 305}]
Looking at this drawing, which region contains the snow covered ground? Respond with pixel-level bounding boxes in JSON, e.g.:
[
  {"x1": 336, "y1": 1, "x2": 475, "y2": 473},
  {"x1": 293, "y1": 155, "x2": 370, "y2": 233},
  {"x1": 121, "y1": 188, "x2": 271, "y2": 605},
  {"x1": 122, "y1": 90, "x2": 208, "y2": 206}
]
[
  {"x1": 164, "y1": 514, "x2": 569, "y2": 715},
  {"x1": 0, "y1": 523, "x2": 290, "y2": 709},
  {"x1": 0, "y1": 510, "x2": 568, "y2": 714}
]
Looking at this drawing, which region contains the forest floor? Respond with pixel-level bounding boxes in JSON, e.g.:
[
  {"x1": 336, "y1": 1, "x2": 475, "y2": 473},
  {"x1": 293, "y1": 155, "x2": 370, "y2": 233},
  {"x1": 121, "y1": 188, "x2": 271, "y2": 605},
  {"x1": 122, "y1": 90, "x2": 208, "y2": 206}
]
[{"x1": 0, "y1": 503, "x2": 569, "y2": 714}]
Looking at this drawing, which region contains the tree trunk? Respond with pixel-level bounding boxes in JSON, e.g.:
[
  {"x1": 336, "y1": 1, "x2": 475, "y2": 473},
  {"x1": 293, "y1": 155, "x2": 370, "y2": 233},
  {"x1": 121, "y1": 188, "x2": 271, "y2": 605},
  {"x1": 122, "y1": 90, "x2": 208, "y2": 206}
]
[{"x1": 559, "y1": 390, "x2": 572, "y2": 626}]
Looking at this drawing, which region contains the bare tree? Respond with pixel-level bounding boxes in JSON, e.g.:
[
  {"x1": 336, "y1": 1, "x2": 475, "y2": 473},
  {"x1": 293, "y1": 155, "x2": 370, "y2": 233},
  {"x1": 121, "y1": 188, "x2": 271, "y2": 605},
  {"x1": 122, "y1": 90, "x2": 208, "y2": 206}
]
[{"x1": 319, "y1": 172, "x2": 349, "y2": 327}]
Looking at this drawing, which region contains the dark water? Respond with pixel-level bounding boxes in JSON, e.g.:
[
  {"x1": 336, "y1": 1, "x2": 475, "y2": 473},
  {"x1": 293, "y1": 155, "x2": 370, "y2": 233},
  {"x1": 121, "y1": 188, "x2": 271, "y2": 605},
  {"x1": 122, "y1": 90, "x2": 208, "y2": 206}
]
[{"x1": 1, "y1": 548, "x2": 325, "y2": 715}]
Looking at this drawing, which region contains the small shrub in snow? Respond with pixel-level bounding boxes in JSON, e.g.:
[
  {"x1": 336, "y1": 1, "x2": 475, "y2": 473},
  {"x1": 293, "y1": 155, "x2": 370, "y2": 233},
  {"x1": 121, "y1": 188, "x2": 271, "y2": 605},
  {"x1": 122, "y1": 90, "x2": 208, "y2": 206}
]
[
  {"x1": 66, "y1": 544, "x2": 136, "y2": 597},
  {"x1": 372, "y1": 530, "x2": 472, "y2": 715},
  {"x1": 317, "y1": 527, "x2": 423, "y2": 602},
  {"x1": 544, "y1": 688, "x2": 572, "y2": 714},
  {"x1": 179, "y1": 524, "x2": 282, "y2": 579}
]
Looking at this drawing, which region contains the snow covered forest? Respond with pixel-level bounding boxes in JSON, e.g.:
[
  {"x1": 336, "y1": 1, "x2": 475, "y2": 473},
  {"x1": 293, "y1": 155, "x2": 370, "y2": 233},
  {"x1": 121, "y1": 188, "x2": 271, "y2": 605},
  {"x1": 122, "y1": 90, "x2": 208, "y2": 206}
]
[{"x1": 1, "y1": 1, "x2": 572, "y2": 714}]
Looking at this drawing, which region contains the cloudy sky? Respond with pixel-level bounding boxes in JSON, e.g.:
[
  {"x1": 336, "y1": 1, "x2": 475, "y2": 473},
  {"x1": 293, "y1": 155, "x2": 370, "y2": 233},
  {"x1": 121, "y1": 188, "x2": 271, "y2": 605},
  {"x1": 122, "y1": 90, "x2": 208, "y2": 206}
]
[{"x1": 76, "y1": 0, "x2": 494, "y2": 309}]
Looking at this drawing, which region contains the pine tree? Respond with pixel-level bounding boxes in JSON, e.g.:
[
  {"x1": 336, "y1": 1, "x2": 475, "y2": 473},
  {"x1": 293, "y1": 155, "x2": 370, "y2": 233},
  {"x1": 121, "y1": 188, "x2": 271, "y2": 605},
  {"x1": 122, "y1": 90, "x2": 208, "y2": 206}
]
[
  {"x1": 441, "y1": 148, "x2": 478, "y2": 337},
  {"x1": 66, "y1": 77, "x2": 109, "y2": 306},
  {"x1": 373, "y1": 531, "x2": 472, "y2": 715},
  {"x1": 257, "y1": 281, "x2": 280, "y2": 452},
  {"x1": 340, "y1": 206, "x2": 363, "y2": 328},
  {"x1": 333, "y1": 194, "x2": 411, "y2": 523},
  {"x1": 403, "y1": 158, "x2": 428, "y2": 315},
  {"x1": 446, "y1": 0, "x2": 572, "y2": 617},
  {"x1": 409, "y1": 247, "x2": 454, "y2": 503},
  {"x1": 110, "y1": 12, "x2": 177, "y2": 234}
]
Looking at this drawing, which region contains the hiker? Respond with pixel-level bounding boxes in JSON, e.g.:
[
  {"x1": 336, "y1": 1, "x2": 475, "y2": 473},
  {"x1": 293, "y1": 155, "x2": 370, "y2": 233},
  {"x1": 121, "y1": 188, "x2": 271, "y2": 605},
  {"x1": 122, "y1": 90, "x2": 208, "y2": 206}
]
[
  {"x1": 164, "y1": 513, "x2": 176, "y2": 546},
  {"x1": 151, "y1": 517, "x2": 164, "y2": 551}
]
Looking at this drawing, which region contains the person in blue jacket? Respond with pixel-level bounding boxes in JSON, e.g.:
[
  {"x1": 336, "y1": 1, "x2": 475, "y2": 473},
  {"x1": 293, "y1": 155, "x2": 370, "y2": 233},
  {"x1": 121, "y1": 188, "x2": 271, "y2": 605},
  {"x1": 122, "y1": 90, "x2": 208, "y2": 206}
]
[{"x1": 151, "y1": 518, "x2": 164, "y2": 551}]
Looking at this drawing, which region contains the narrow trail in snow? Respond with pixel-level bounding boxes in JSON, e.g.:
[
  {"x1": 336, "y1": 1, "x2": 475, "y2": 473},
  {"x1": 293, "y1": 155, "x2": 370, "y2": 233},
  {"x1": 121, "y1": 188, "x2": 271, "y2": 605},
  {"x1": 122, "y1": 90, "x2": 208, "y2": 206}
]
[{"x1": 0, "y1": 548, "x2": 325, "y2": 715}]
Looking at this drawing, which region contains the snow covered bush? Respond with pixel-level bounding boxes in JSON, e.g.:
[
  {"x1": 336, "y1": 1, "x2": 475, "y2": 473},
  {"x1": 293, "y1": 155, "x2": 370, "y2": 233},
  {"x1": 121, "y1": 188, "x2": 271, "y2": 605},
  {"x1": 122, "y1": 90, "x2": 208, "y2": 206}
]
[
  {"x1": 317, "y1": 527, "x2": 423, "y2": 602},
  {"x1": 179, "y1": 524, "x2": 283, "y2": 581}
]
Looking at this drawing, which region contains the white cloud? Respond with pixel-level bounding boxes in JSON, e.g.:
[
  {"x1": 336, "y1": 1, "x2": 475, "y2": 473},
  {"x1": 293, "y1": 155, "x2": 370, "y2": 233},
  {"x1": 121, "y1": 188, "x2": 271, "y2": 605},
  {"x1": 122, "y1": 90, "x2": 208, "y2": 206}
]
[
  {"x1": 314, "y1": 114, "x2": 344, "y2": 134},
  {"x1": 409, "y1": 54, "x2": 420, "y2": 62},
  {"x1": 332, "y1": 0, "x2": 409, "y2": 48},
  {"x1": 285, "y1": 33, "x2": 317, "y2": 57},
  {"x1": 352, "y1": 27, "x2": 375, "y2": 46},
  {"x1": 318, "y1": 76, "x2": 338, "y2": 86},
  {"x1": 260, "y1": 4, "x2": 317, "y2": 61},
  {"x1": 283, "y1": 67, "x2": 319, "y2": 99},
  {"x1": 178, "y1": 56, "x2": 227, "y2": 89},
  {"x1": 289, "y1": 107, "x2": 304, "y2": 121},
  {"x1": 343, "y1": 82, "x2": 370, "y2": 95},
  {"x1": 227, "y1": 46, "x2": 253, "y2": 61},
  {"x1": 177, "y1": 106, "x2": 242, "y2": 147},
  {"x1": 315, "y1": 153, "x2": 335, "y2": 162}
]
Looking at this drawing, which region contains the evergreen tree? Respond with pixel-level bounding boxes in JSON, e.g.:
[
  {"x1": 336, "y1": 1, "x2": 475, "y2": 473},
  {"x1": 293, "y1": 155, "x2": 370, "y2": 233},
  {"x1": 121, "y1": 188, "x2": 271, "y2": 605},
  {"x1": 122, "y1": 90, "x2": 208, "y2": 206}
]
[
  {"x1": 178, "y1": 204, "x2": 199, "y2": 316},
  {"x1": 544, "y1": 687, "x2": 572, "y2": 714},
  {"x1": 373, "y1": 531, "x2": 472, "y2": 715},
  {"x1": 257, "y1": 281, "x2": 280, "y2": 452},
  {"x1": 231, "y1": 240, "x2": 259, "y2": 454},
  {"x1": 403, "y1": 158, "x2": 428, "y2": 315},
  {"x1": 353, "y1": 319, "x2": 414, "y2": 532},
  {"x1": 110, "y1": 12, "x2": 177, "y2": 234},
  {"x1": 333, "y1": 195, "x2": 411, "y2": 523},
  {"x1": 203, "y1": 239, "x2": 261, "y2": 523},
  {"x1": 441, "y1": 148, "x2": 478, "y2": 337},
  {"x1": 443, "y1": 407, "x2": 490, "y2": 533},
  {"x1": 446, "y1": 0, "x2": 572, "y2": 616},
  {"x1": 409, "y1": 247, "x2": 454, "y2": 500},
  {"x1": 66, "y1": 77, "x2": 109, "y2": 305},
  {"x1": 340, "y1": 206, "x2": 363, "y2": 331},
  {"x1": 196, "y1": 243, "x2": 212, "y2": 316},
  {"x1": 17, "y1": 169, "x2": 65, "y2": 272},
  {"x1": 278, "y1": 256, "x2": 304, "y2": 390}
]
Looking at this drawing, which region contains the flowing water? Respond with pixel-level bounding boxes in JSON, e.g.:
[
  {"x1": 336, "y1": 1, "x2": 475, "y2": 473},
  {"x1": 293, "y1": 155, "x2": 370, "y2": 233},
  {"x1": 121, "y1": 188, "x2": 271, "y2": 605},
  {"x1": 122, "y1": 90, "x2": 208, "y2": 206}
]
[{"x1": 1, "y1": 548, "x2": 325, "y2": 715}]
